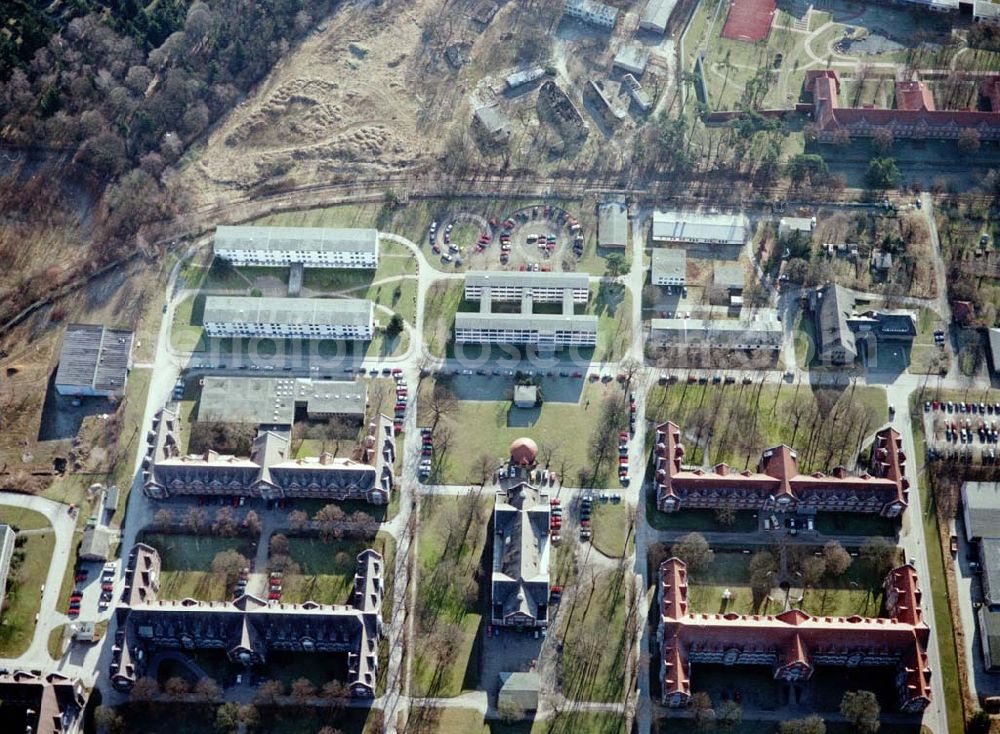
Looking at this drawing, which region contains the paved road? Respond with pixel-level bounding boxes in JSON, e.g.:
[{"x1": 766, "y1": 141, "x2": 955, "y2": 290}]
[{"x1": 0, "y1": 493, "x2": 78, "y2": 672}]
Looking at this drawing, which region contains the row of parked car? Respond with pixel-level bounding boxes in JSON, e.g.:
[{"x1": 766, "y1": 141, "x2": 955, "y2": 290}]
[
  {"x1": 550, "y1": 498, "x2": 562, "y2": 544},
  {"x1": 926, "y1": 400, "x2": 1000, "y2": 415},
  {"x1": 580, "y1": 495, "x2": 593, "y2": 542},
  {"x1": 419, "y1": 427, "x2": 433, "y2": 480},
  {"x1": 394, "y1": 371, "x2": 407, "y2": 435},
  {"x1": 619, "y1": 431, "x2": 630, "y2": 487}
]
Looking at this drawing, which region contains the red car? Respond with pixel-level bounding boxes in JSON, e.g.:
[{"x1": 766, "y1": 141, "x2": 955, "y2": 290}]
[
  {"x1": 102, "y1": 583, "x2": 114, "y2": 592},
  {"x1": 74, "y1": 573, "x2": 87, "y2": 583},
  {"x1": 392, "y1": 368, "x2": 402, "y2": 375},
  {"x1": 268, "y1": 592, "x2": 281, "y2": 600},
  {"x1": 550, "y1": 498, "x2": 560, "y2": 506},
  {"x1": 67, "y1": 608, "x2": 79, "y2": 616}
]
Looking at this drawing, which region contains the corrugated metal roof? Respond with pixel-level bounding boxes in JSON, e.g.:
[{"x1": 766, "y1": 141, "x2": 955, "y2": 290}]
[
  {"x1": 598, "y1": 203, "x2": 628, "y2": 247},
  {"x1": 214, "y1": 226, "x2": 378, "y2": 254},
  {"x1": 55, "y1": 324, "x2": 133, "y2": 393},
  {"x1": 651, "y1": 211, "x2": 749, "y2": 245},
  {"x1": 203, "y1": 296, "x2": 373, "y2": 328}
]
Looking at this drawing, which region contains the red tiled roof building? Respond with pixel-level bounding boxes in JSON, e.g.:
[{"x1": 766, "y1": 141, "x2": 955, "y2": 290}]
[
  {"x1": 653, "y1": 421, "x2": 909, "y2": 517},
  {"x1": 658, "y1": 558, "x2": 932, "y2": 713},
  {"x1": 805, "y1": 69, "x2": 1000, "y2": 142}
]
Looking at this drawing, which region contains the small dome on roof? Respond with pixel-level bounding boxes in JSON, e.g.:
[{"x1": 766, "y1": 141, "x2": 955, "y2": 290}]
[{"x1": 509, "y1": 437, "x2": 538, "y2": 466}]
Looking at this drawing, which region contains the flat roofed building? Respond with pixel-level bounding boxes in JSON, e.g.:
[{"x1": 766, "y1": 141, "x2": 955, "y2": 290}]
[
  {"x1": 563, "y1": 0, "x2": 618, "y2": 28},
  {"x1": 492, "y1": 482, "x2": 551, "y2": 628},
  {"x1": 464, "y1": 271, "x2": 589, "y2": 304},
  {"x1": 651, "y1": 248, "x2": 686, "y2": 287},
  {"x1": 473, "y1": 105, "x2": 513, "y2": 142},
  {"x1": 650, "y1": 317, "x2": 782, "y2": 350},
  {"x1": 653, "y1": 421, "x2": 909, "y2": 517},
  {"x1": 651, "y1": 211, "x2": 749, "y2": 247},
  {"x1": 55, "y1": 324, "x2": 134, "y2": 398},
  {"x1": 213, "y1": 226, "x2": 379, "y2": 269},
  {"x1": 975, "y1": 0, "x2": 1000, "y2": 21},
  {"x1": 961, "y1": 481, "x2": 1000, "y2": 543},
  {"x1": 0, "y1": 525, "x2": 15, "y2": 617},
  {"x1": 202, "y1": 296, "x2": 374, "y2": 340},
  {"x1": 111, "y1": 544, "x2": 384, "y2": 697},
  {"x1": 658, "y1": 557, "x2": 932, "y2": 713},
  {"x1": 988, "y1": 328, "x2": 1000, "y2": 376},
  {"x1": 778, "y1": 217, "x2": 815, "y2": 238},
  {"x1": 612, "y1": 44, "x2": 650, "y2": 76},
  {"x1": 198, "y1": 376, "x2": 367, "y2": 425},
  {"x1": 598, "y1": 202, "x2": 628, "y2": 249},
  {"x1": 455, "y1": 312, "x2": 597, "y2": 348},
  {"x1": 0, "y1": 671, "x2": 88, "y2": 734},
  {"x1": 144, "y1": 407, "x2": 396, "y2": 504},
  {"x1": 713, "y1": 262, "x2": 745, "y2": 292},
  {"x1": 498, "y1": 671, "x2": 540, "y2": 712},
  {"x1": 640, "y1": 0, "x2": 678, "y2": 33},
  {"x1": 979, "y1": 607, "x2": 1000, "y2": 671}
]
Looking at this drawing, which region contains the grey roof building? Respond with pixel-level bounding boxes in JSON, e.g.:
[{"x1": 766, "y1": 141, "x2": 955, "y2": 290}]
[
  {"x1": 650, "y1": 317, "x2": 782, "y2": 350},
  {"x1": 978, "y1": 607, "x2": 1000, "y2": 671},
  {"x1": 144, "y1": 407, "x2": 396, "y2": 504},
  {"x1": 0, "y1": 525, "x2": 15, "y2": 618},
  {"x1": 988, "y1": 328, "x2": 1000, "y2": 375},
  {"x1": 713, "y1": 262, "x2": 745, "y2": 292},
  {"x1": 492, "y1": 482, "x2": 551, "y2": 628},
  {"x1": 513, "y1": 385, "x2": 538, "y2": 408},
  {"x1": 811, "y1": 283, "x2": 857, "y2": 365},
  {"x1": 962, "y1": 481, "x2": 1000, "y2": 669},
  {"x1": 640, "y1": 0, "x2": 678, "y2": 33},
  {"x1": 198, "y1": 376, "x2": 367, "y2": 426},
  {"x1": 962, "y1": 481, "x2": 1000, "y2": 543},
  {"x1": 214, "y1": 226, "x2": 379, "y2": 269},
  {"x1": 202, "y1": 296, "x2": 374, "y2": 340},
  {"x1": 613, "y1": 44, "x2": 650, "y2": 76},
  {"x1": 498, "y1": 671, "x2": 540, "y2": 712},
  {"x1": 455, "y1": 312, "x2": 597, "y2": 347},
  {"x1": 79, "y1": 523, "x2": 113, "y2": 562},
  {"x1": 464, "y1": 271, "x2": 590, "y2": 303},
  {"x1": 0, "y1": 671, "x2": 88, "y2": 734},
  {"x1": 651, "y1": 248, "x2": 686, "y2": 287},
  {"x1": 651, "y1": 211, "x2": 749, "y2": 247},
  {"x1": 110, "y1": 544, "x2": 385, "y2": 697},
  {"x1": 473, "y1": 105, "x2": 513, "y2": 142},
  {"x1": 55, "y1": 324, "x2": 134, "y2": 398},
  {"x1": 598, "y1": 202, "x2": 628, "y2": 249}
]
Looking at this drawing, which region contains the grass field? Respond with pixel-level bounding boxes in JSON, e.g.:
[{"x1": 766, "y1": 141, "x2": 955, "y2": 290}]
[
  {"x1": 117, "y1": 702, "x2": 383, "y2": 734},
  {"x1": 406, "y1": 707, "x2": 626, "y2": 734},
  {"x1": 590, "y1": 502, "x2": 633, "y2": 559},
  {"x1": 908, "y1": 394, "x2": 965, "y2": 734},
  {"x1": 681, "y1": 549, "x2": 887, "y2": 618},
  {"x1": 417, "y1": 380, "x2": 627, "y2": 486},
  {"x1": 412, "y1": 492, "x2": 491, "y2": 698},
  {"x1": 645, "y1": 381, "x2": 887, "y2": 474},
  {"x1": 644, "y1": 496, "x2": 759, "y2": 533},
  {"x1": 278, "y1": 533, "x2": 394, "y2": 607},
  {"x1": 0, "y1": 507, "x2": 52, "y2": 531},
  {"x1": 136, "y1": 532, "x2": 256, "y2": 601},
  {"x1": 558, "y1": 568, "x2": 631, "y2": 704},
  {"x1": 0, "y1": 516, "x2": 54, "y2": 657}
]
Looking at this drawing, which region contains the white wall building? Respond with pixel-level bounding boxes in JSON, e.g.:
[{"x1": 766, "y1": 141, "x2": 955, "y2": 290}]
[
  {"x1": 203, "y1": 296, "x2": 374, "y2": 340},
  {"x1": 214, "y1": 226, "x2": 379, "y2": 269},
  {"x1": 651, "y1": 211, "x2": 749, "y2": 247},
  {"x1": 563, "y1": 0, "x2": 618, "y2": 29},
  {"x1": 464, "y1": 271, "x2": 590, "y2": 304},
  {"x1": 455, "y1": 313, "x2": 597, "y2": 348},
  {"x1": 651, "y1": 248, "x2": 686, "y2": 287}
]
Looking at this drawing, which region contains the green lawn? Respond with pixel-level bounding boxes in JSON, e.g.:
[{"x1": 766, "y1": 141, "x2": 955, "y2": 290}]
[
  {"x1": 417, "y1": 380, "x2": 627, "y2": 486},
  {"x1": 681, "y1": 548, "x2": 891, "y2": 619},
  {"x1": 412, "y1": 493, "x2": 491, "y2": 698},
  {"x1": 0, "y1": 507, "x2": 51, "y2": 531},
  {"x1": 407, "y1": 707, "x2": 626, "y2": 734},
  {"x1": 422, "y1": 280, "x2": 465, "y2": 358},
  {"x1": 908, "y1": 393, "x2": 965, "y2": 734},
  {"x1": 0, "y1": 519, "x2": 54, "y2": 657},
  {"x1": 644, "y1": 495, "x2": 758, "y2": 534},
  {"x1": 278, "y1": 533, "x2": 394, "y2": 606},
  {"x1": 590, "y1": 502, "x2": 633, "y2": 559},
  {"x1": 590, "y1": 281, "x2": 632, "y2": 362},
  {"x1": 645, "y1": 382, "x2": 887, "y2": 474},
  {"x1": 136, "y1": 532, "x2": 255, "y2": 601},
  {"x1": 558, "y1": 568, "x2": 631, "y2": 703}
]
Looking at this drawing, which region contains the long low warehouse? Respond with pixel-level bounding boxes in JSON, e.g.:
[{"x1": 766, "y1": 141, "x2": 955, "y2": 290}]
[{"x1": 202, "y1": 296, "x2": 374, "y2": 340}]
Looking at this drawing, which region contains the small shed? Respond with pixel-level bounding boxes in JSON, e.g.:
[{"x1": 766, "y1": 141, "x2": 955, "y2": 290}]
[
  {"x1": 498, "y1": 671, "x2": 540, "y2": 712},
  {"x1": 513, "y1": 385, "x2": 538, "y2": 408},
  {"x1": 613, "y1": 44, "x2": 650, "y2": 76}
]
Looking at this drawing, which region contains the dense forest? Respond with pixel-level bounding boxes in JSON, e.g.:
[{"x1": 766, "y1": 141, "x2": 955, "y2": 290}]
[{"x1": 1, "y1": 0, "x2": 340, "y2": 248}]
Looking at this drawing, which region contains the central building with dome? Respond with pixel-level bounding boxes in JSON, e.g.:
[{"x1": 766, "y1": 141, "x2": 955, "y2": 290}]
[{"x1": 490, "y1": 437, "x2": 553, "y2": 630}]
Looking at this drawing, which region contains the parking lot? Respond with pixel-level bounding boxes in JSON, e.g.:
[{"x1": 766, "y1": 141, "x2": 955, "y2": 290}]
[{"x1": 922, "y1": 399, "x2": 1000, "y2": 465}]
